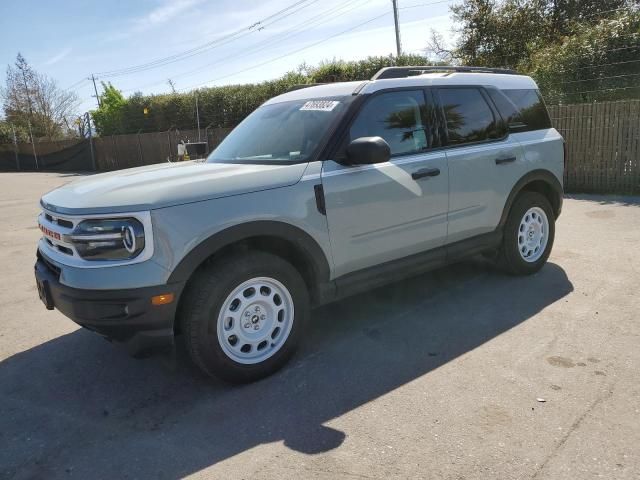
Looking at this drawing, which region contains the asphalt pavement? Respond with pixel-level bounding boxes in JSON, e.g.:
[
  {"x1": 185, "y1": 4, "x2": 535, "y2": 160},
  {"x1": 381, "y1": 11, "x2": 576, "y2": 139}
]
[{"x1": 1, "y1": 172, "x2": 639, "y2": 479}]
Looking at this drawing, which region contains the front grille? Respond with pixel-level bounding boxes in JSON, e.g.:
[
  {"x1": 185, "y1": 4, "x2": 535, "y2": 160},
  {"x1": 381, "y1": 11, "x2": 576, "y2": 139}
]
[
  {"x1": 45, "y1": 238, "x2": 71, "y2": 256},
  {"x1": 39, "y1": 210, "x2": 76, "y2": 257},
  {"x1": 45, "y1": 213, "x2": 73, "y2": 229}
]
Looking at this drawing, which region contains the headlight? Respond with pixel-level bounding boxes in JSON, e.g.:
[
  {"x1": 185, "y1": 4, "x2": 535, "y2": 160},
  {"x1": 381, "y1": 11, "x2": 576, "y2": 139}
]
[{"x1": 66, "y1": 218, "x2": 146, "y2": 260}]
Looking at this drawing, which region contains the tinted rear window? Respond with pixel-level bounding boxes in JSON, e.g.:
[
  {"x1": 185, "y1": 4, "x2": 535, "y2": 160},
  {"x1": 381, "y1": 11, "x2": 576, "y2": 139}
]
[
  {"x1": 490, "y1": 89, "x2": 552, "y2": 131},
  {"x1": 438, "y1": 88, "x2": 502, "y2": 145}
]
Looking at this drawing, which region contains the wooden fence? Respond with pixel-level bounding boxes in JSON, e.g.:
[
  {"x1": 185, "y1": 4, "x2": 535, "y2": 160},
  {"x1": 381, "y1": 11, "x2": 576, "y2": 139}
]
[
  {"x1": 2, "y1": 101, "x2": 639, "y2": 194},
  {"x1": 0, "y1": 139, "x2": 93, "y2": 171},
  {"x1": 548, "y1": 99, "x2": 640, "y2": 194},
  {"x1": 93, "y1": 127, "x2": 232, "y2": 171}
]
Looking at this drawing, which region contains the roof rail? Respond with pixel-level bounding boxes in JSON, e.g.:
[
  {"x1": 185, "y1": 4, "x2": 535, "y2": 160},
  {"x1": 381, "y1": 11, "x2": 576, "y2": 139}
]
[{"x1": 371, "y1": 65, "x2": 518, "y2": 80}]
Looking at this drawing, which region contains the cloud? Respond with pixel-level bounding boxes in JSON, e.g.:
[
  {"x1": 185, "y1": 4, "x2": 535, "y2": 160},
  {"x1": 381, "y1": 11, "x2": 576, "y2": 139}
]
[
  {"x1": 133, "y1": 0, "x2": 204, "y2": 30},
  {"x1": 43, "y1": 47, "x2": 72, "y2": 66},
  {"x1": 103, "y1": 0, "x2": 204, "y2": 43}
]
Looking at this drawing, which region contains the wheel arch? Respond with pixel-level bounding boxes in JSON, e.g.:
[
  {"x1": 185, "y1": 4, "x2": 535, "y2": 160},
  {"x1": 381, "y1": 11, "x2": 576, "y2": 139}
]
[
  {"x1": 498, "y1": 169, "x2": 563, "y2": 228},
  {"x1": 168, "y1": 221, "x2": 332, "y2": 306}
]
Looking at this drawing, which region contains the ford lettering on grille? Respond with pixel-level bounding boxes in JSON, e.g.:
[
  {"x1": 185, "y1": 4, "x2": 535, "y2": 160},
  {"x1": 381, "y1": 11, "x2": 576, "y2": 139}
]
[{"x1": 39, "y1": 223, "x2": 61, "y2": 241}]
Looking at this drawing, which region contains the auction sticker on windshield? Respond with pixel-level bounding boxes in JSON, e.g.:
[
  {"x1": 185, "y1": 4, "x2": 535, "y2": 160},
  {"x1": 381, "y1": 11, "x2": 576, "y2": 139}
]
[{"x1": 300, "y1": 100, "x2": 340, "y2": 111}]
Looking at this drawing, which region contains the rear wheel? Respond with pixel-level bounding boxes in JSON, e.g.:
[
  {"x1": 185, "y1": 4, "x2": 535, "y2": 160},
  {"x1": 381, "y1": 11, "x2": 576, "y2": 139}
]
[
  {"x1": 180, "y1": 251, "x2": 309, "y2": 383},
  {"x1": 498, "y1": 191, "x2": 555, "y2": 275}
]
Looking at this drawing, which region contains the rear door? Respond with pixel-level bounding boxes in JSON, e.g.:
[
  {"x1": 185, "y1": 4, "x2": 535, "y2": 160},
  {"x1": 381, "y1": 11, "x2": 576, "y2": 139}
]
[
  {"x1": 322, "y1": 89, "x2": 449, "y2": 278},
  {"x1": 436, "y1": 87, "x2": 528, "y2": 243}
]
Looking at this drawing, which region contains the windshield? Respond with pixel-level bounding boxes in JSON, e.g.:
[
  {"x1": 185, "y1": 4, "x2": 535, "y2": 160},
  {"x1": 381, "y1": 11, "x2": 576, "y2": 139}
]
[{"x1": 207, "y1": 97, "x2": 349, "y2": 164}]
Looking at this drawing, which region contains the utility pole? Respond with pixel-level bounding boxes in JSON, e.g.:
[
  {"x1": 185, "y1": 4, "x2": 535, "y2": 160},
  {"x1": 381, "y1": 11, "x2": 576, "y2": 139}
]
[
  {"x1": 195, "y1": 91, "x2": 201, "y2": 142},
  {"x1": 85, "y1": 112, "x2": 96, "y2": 171},
  {"x1": 392, "y1": 0, "x2": 402, "y2": 57},
  {"x1": 90, "y1": 74, "x2": 101, "y2": 108},
  {"x1": 20, "y1": 67, "x2": 38, "y2": 169}
]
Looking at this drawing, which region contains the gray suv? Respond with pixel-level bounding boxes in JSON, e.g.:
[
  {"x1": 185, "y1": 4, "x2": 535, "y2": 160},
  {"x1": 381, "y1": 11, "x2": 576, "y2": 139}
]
[{"x1": 35, "y1": 66, "x2": 564, "y2": 383}]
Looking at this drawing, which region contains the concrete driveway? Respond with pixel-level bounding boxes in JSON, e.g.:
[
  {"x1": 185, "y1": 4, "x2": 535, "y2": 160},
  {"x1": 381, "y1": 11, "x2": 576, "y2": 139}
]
[{"x1": 1, "y1": 172, "x2": 639, "y2": 479}]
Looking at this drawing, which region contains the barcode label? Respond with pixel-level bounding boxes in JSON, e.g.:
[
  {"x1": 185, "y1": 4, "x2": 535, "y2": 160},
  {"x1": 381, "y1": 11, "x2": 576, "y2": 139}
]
[{"x1": 300, "y1": 100, "x2": 339, "y2": 111}]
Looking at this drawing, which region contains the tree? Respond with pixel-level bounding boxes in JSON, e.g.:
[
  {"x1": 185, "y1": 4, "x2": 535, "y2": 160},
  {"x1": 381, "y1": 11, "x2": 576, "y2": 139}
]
[
  {"x1": 450, "y1": 0, "x2": 631, "y2": 69},
  {"x1": 0, "y1": 120, "x2": 28, "y2": 144},
  {"x1": 1, "y1": 53, "x2": 78, "y2": 140},
  {"x1": 425, "y1": 30, "x2": 457, "y2": 63},
  {"x1": 446, "y1": 0, "x2": 639, "y2": 102},
  {"x1": 529, "y1": 10, "x2": 640, "y2": 103},
  {"x1": 91, "y1": 83, "x2": 126, "y2": 135}
]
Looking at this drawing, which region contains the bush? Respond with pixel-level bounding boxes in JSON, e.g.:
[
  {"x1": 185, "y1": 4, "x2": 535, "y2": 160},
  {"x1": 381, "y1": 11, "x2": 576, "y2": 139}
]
[{"x1": 91, "y1": 55, "x2": 434, "y2": 135}]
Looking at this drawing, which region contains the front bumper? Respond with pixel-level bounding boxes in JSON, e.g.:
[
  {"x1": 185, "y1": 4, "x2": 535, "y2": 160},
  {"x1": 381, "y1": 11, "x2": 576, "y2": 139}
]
[{"x1": 35, "y1": 253, "x2": 184, "y2": 357}]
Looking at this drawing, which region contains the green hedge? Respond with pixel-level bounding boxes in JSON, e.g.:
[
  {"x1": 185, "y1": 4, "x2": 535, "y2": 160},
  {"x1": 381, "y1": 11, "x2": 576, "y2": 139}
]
[{"x1": 92, "y1": 54, "x2": 431, "y2": 135}]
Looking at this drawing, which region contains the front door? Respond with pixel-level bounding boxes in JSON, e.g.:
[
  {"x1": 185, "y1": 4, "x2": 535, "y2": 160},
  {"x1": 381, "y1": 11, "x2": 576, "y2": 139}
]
[{"x1": 322, "y1": 89, "x2": 449, "y2": 278}]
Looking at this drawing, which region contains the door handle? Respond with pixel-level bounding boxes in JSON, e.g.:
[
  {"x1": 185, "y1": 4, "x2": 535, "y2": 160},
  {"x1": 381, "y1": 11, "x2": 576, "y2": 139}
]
[
  {"x1": 411, "y1": 167, "x2": 440, "y2": 180},
  {"x1": 495, "y1": 156, "x2": 517, "y2": 165}
]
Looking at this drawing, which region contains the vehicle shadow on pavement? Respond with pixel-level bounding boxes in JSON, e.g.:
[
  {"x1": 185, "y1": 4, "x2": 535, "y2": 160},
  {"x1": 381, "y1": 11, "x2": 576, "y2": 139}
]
[{"x1": 0, "y1": 260, "x2": 573, "y2": 479}]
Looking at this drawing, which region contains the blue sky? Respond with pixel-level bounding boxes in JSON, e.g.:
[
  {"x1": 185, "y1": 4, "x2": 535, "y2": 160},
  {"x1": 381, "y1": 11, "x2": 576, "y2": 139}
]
[{"x1": 0, "y1": 0, "x2": 457, "y2": 114}]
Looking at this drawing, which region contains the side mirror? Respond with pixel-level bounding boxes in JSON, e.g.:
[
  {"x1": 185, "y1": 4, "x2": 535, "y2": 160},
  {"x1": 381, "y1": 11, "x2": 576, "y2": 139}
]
[{"x1": 345, "y1": 136, "x2": 391, "y2": 165}]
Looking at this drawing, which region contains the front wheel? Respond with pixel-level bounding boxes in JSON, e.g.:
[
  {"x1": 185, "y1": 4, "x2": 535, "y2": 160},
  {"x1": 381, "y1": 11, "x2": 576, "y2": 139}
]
[
  {"x1": 180, "y1": 251, "x2": 309, "y2": 383},
  {"x1": 498, "y1": 191, "x2": 555, "y2": 275}
]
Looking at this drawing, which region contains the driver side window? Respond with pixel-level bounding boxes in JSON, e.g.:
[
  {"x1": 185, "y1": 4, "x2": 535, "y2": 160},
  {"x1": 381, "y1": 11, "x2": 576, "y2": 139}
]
[{"x1": 349, "y1": 90, "x2": 432, "y2": 157}]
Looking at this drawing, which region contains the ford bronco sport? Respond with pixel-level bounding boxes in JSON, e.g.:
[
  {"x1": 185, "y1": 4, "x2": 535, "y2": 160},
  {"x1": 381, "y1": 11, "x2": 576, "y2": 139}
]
[{"x1": 35, "y1": 66, "x2": 564, "y2": 383}]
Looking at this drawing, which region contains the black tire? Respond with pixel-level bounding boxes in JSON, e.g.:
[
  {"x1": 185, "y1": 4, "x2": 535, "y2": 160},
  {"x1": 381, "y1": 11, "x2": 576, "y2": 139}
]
[
  {"x1": 179, "y1": 251, "x2": 309, "y2": 383},
  {"x1": 498, "y1": 191, "x2": 555, "y2": 275}
]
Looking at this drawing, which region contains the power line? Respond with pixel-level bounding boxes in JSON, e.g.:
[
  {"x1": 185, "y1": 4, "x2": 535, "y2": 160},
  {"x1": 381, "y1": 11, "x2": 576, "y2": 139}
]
[
  {"x1": 95, "y1": 0, "x2": 317, "y2": 77},
  {"x1": 399, "y1": 0, "x2": 455, "y2": 9},
  {"x1": 93, "y1": 0, "x2": 321, "y2": 79},
  {"x1": 545, "y1": 73, "x2": 640, "y2": 86},
  {"x1": 123, "y1": 0, "x2": 370, "y2": 93},
  {"x1": 63, "y1": 77, "x2": 89, "y2": 90},
  {"x1": 561, "y1": 85, "x2": 640, "y2": 95},
  {"x1": 574, "y1": 59, "x2": 640, "y2": 70},
  {"x1": 179, "y1": 10, "x2": 393, "y2": 92},
  {"x1": 539, "y1": 62, "x2": 640, "y2": 78}
]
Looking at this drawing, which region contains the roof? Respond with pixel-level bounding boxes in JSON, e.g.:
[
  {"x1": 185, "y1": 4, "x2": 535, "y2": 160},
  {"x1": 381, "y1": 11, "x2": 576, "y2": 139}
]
[
  {"x1": 263, "y1": 81, "x2": 365, "y2": 105},
  {"x1": 362, "y1": 72, "x2": 538, "y2": 93},
  {"x1": 264, "y1": 72, "x2": 538, "y2": 105}
]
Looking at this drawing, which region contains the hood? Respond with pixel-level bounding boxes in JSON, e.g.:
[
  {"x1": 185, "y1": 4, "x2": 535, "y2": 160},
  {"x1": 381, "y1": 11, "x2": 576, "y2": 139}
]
[{"x1": 41, "y1": 161, "x2": 308, "y2": 215}]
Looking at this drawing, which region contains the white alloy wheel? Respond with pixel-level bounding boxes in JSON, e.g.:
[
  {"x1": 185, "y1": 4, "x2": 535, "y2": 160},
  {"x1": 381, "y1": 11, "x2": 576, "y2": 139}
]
[
  {"x1": 517, "y1": 206, "x2": 549, "y2": 263},
  {"x1": 216, "y1": 276, "x2": 294, "y2": 364}
]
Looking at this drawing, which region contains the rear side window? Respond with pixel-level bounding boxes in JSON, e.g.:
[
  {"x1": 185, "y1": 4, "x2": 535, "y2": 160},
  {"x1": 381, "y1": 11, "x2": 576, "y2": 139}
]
[
  {"x1": 349, "y1": 90, "x2": 433, "y2": 156},
  {"x1": 438, "y1": 88, "x2": 501, "y2": 146},
  {"x1": 499, "y1": 89, "x2": 552, "y2": 131}
]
